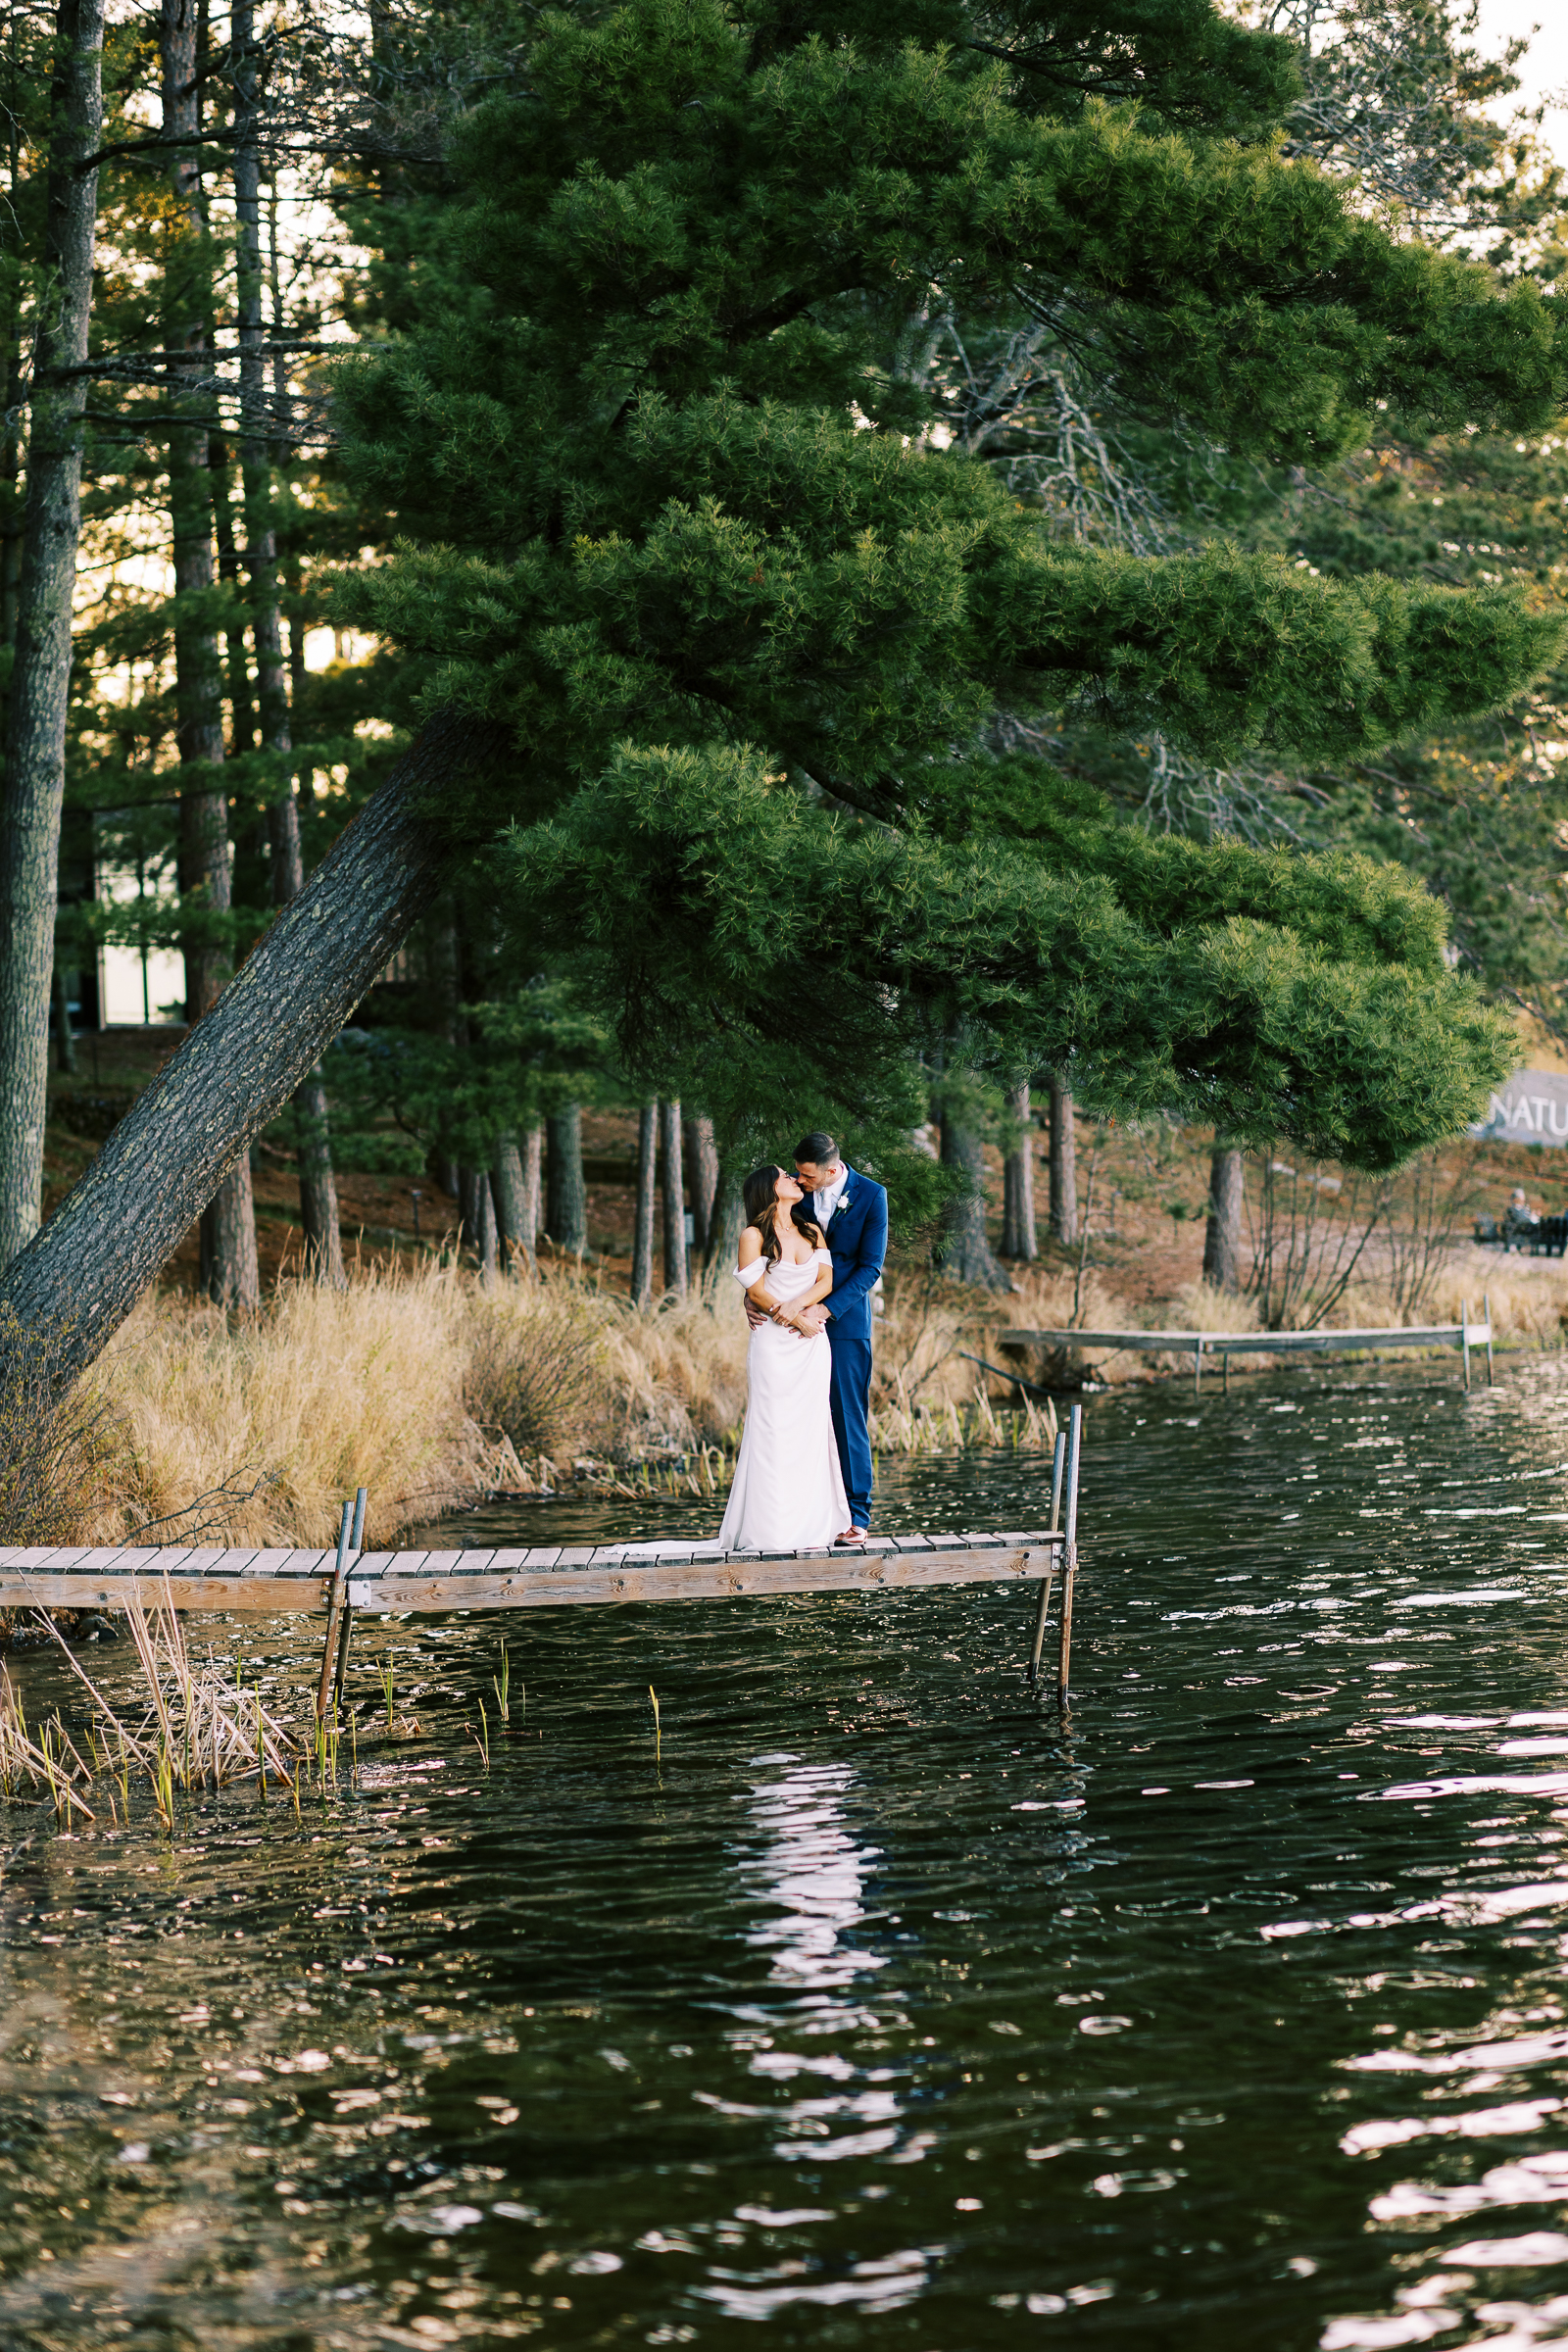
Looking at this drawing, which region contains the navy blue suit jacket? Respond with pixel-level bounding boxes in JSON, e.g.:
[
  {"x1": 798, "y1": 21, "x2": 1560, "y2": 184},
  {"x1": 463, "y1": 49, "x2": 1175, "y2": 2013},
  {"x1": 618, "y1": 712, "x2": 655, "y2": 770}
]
[{"x1": 815, "y1": 1167, "x2": 888, "y2": 1346}]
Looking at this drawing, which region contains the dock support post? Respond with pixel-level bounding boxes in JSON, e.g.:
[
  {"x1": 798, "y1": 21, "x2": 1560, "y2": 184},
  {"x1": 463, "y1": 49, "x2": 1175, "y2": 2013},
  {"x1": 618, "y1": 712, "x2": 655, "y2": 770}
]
[
  {"x1": 332, "y1": 1488, "x2": 368, "y2": 1713},
  {"x1": 1027, "y1": 1430, "x2": 1068, "y2": 1687},
  {"x1": 1484, "y1": 1293, "x2": 1494, "y2": 1388},
  {"x1": 1058, "y1": 1402, "x2": 1083, "y2": 1709},
  {"x1": 1194, "y1": 1340, "x2": 1202, "y2": 1399},
  {"x1": 1462, "y1": 1298, "x2": 1472, "y2": 1393},
  {"x1": 1222, "y1": 1348, "x2": 1230, "y2": 1396},
  {"x1": 317, "y1": 1493, "x2": 361, "y2": 1720}
]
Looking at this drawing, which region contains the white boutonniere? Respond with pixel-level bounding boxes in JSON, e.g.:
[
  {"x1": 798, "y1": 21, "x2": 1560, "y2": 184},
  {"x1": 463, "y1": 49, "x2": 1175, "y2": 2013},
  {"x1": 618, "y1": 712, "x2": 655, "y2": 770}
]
[{"x1": 830, "y1": 1187, "x2": 852, "y2": 1220}]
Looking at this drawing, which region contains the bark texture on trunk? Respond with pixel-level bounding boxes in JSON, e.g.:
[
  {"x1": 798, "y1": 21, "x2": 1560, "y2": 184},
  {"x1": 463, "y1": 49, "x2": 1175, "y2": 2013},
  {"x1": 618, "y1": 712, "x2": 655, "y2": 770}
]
[
  {"x1": 492, "y1": 1131, "x2": 534, "y2": 1274},
  {"x1": 630, "y1": 1102, "x2": 657, "y2": 1306},
  {"x1": 0, "y1": 714, "x2": 490, "y2": 1393},
  {"x1": 937, "y1": 1109, "x2": 1010, "y2": 1290},
  {"x1": 661, "y1": 1097, "x2": 688, "y2": 1297},
  {"x1": 684, "y1": 1112, "x2": 718, "y2": 1257},
  {"x1": 234, "y1": 42, "x2": 346, "y2": 1291},
  {"x1": 522, "y1": 1123, "x2": 542, "y2": 1249},
  {"x1": 1048, "y1": 1076, "x2": 1078, "y2": 1246},
  {"x1": 1203, "y1": 1143, "x2": 1246, "y2": 1293},
  {"x1": 474, "y1": 1169, "x2": 498, "y2": 1283},
  {"x1": 545, "y1": 1102, "x2": 587, "y2": 1253},
  {"x1": 1001, "y1": 1081, "x2": 1037, "y2": 1260},
  {"x1": 291, "y1": 1064, "x2": 343, "y2": 1285},
  {"x1": 0, "y1": 0, "x2": 104, "y2": 1269},
  {"x1": 201, "y1": 1151, "x2": 260, "y2": 1307},
  {"x1": 706, "y1": 1168, "x2": 746, "y2": 1281},
  {"x1": 164, "y1": 0, "x2": 259, "y2": 1310}
]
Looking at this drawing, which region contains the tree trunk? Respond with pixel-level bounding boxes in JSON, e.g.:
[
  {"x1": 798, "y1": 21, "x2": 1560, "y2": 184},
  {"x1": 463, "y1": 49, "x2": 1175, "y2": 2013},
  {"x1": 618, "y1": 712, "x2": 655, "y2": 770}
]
[
  {"x1": 232, "y1": 2, "x2": 346, "y2": 1285},
  {"x1": 1203, "y1": 1143, "x2": 1246, "y2": 1293},
  {"x1": 661, "y1": 1096, "x2": 688, "y2": 1297},
  {"x1": 937, "y1": 1106, "x2": 1010, "y2": 1290},
  {"x1": 492, "y1": 1131, "x2": 534, "y2": 1274},
  {"x1": 209, "y1": 434, "x2": 256, "y2": 753},
  {"x1": 472, "y1": 1168, "x2": 497, "y2": 1282},
  {"x1": 630, "y1": 1102, "x2": 657, "y2": 1305},
  {"x1": 290, "y1": 1062, "x2": 343, "y2": 1284},
  {"x1": 545, "y1": 1102, "x2": 587, "y2": 1254},
  {"x1": 0, "y1": 712, "x2": 498, "y2": 1396},
  {"x1": 1048, "y1": 1076, "x2": 1078, "y2": 1246},
  {"x1": 685, "y1": 1111, "x2": 718, "y2": 1256},
  {"x1": 0, "y1": 0, "x2": 104, "y2": 1269},
  {"x1": 0, "y1": 26, "x2": 25, "y2": 691},
  {"x1": 164, "y1": 0, "x2": 257, "y2": 1312},
  {"x1": 521, "y1": 1122, "x2": 542, "y2": 1250},
  {"x1": 270, "y1": 782, "x2": 345, "y2": 1285},
  {"x1": 1001, "y1": 1080, "x2": 1037, "y2": 1259},
  {"x1": 705, "y1": 1166, "x2": 746, "y2": 1280}
]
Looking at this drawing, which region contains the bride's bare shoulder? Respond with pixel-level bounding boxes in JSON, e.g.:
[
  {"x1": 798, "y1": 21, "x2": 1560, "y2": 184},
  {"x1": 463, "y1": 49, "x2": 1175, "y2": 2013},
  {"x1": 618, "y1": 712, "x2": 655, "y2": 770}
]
[{"x1": 738, "y1": 1224, "x2": 763, "y2": 1261}]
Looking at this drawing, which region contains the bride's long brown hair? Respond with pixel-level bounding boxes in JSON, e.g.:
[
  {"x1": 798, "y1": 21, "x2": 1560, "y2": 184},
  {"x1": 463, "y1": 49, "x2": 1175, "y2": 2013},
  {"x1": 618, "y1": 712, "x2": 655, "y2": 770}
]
[{"x1": 742, "y1": 1165, "x2": 822, "y2": 1263}]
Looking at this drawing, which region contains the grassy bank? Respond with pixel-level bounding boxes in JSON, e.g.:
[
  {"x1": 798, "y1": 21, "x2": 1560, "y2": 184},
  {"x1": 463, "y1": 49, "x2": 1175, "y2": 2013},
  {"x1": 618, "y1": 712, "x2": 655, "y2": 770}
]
[{"x1": 16, "y1": 1237, "x2": 1567, "y2": 1554}]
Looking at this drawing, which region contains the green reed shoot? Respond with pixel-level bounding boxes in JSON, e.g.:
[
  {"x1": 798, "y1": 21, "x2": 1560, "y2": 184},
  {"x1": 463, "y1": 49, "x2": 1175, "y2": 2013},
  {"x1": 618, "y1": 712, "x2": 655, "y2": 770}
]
[
  {"x1": 470, "y1": 1697, "x2": 491, "y2": 1769},
  {"x1": 492, "y1": 1642, "x2": 510, "y2": 1724},
  {"x1": 380, "y1": 1652, "x2": 395, "y2": 1730},
  {"x1": 649, "y1": 1685, "x2": 661, "y2": 1762}
]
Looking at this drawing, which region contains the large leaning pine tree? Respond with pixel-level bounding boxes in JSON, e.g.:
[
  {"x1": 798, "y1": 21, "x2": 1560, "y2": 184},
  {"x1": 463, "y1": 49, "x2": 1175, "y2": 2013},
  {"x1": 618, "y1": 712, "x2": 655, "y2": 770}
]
[{"x1": 3, "y1": 0, "x2": 1566, "y2": 1388}]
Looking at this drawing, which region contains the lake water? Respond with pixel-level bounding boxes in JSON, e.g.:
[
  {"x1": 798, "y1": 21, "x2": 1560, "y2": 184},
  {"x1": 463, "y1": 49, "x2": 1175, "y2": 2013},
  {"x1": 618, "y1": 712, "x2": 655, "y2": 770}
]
[{"x1": 10, "y1": 1359, "x2": 1568, "y2": 2347}]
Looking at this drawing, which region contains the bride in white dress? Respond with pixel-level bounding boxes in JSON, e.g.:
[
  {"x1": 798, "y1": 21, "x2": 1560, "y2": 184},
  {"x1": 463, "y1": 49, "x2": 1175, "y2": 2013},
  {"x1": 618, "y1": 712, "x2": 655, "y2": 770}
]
[{"x1": 717, "y1": 1165, "x2": 851, "y2": 1550}]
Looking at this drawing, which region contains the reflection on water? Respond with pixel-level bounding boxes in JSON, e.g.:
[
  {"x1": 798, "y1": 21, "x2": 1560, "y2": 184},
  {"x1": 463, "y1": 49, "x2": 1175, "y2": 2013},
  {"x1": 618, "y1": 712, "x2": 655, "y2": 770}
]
[
  {"x1": 742, "y1": 1757, "x2": 887, "y2": 1991},
  {"x1": 18, "y1": 1359, "x2": 1568, "y2": 2340}
]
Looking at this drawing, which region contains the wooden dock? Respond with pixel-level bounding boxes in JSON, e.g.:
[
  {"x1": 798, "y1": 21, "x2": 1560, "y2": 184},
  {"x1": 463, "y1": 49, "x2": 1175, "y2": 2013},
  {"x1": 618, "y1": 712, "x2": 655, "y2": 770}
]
[
  {"x1": 0, "y1": 1531, "x2": 1063, "y2": 1616},
  {"x1": 1001, "y1": 1299, "x2": 1494, "y2": 1396},
  {"x1": 0, "y1": 1401, "x2": 1089, "y2": 1704}
]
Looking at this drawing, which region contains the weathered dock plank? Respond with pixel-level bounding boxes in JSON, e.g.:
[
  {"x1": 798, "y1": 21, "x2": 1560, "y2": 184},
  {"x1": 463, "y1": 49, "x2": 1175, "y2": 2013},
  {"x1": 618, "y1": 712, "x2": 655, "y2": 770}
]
[{"x1": 0, "y1": 1537, "x2": 1064, "y2": 1614}]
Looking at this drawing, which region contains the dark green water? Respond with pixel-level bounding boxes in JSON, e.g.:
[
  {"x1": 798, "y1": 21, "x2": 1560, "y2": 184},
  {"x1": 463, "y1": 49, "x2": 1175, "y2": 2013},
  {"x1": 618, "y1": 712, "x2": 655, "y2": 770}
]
[{"x1": 10, "y1": 1362, "x2": 1568, "y2": 2348}]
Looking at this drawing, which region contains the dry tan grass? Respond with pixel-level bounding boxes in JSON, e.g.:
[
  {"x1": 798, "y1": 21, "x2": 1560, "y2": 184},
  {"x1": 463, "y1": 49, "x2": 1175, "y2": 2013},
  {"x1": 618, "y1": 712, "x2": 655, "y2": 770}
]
[
  {"x1": 88, "y1": 1260, "x2": 488, "y2": 1548},
  {"x1": 58, "y1": 1234, "x2": 1568, "y2": 1554}
]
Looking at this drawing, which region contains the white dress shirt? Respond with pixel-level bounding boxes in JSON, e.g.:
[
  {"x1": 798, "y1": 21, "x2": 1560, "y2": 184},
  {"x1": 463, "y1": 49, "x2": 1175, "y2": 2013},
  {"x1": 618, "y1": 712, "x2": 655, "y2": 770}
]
[{"x1": 812, "y1": 1163, "x2": 849, "y2": 1230}]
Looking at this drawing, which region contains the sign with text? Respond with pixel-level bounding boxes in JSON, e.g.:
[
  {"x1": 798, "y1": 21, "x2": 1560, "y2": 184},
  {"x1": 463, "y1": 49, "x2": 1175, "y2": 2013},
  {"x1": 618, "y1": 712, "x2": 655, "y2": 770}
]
[{"x1": 1471, "y1": 1070, "x2": 1568, "y2": 1146}]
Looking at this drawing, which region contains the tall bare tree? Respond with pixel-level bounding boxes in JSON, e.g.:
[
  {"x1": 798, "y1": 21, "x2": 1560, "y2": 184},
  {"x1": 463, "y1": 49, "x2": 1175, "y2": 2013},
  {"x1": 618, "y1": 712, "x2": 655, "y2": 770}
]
[
  {"x1": 163, "y1": 0, "x2": 257, "y2": 1308},
  {"x1": 1002, "y1": 1081, "x2": 1037, "y2": 1259},
  {"x1": 0, "y1": 0, "x2": 103, "y2": 1269},
  {"x1": 232, "y1": 0, "x2": 343, "y2": 1283},
  {"x1": 1203, "y1": 1144, "x2": 1246, "y2": 1292},
  {"x1": 630, "y1": 1102, "x2": 657, "y2": 1305},
  {"x1": 1048, "y1": 1078, "x2": 1078, "y2": 1246}
]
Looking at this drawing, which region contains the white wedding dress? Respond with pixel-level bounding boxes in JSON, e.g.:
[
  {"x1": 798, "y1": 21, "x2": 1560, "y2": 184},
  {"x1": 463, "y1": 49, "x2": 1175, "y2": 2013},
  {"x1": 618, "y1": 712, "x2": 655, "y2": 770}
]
[{"x1": 717, "y1": 1250, "x2": 850, "y2": 1550}]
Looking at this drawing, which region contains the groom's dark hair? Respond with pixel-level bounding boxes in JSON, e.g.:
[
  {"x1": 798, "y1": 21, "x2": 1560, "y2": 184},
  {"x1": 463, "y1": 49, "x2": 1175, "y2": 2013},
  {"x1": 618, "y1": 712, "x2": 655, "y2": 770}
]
[{"x1": 795, "y1": 1131, "x2": 837, "y2": 1164}]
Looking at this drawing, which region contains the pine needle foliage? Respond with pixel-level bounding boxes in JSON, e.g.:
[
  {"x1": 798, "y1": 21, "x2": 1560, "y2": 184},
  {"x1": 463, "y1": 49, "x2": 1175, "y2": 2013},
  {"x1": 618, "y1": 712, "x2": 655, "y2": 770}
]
[{"x1": 329, "y1": 0, "x2": 1568, "y2": 1172}]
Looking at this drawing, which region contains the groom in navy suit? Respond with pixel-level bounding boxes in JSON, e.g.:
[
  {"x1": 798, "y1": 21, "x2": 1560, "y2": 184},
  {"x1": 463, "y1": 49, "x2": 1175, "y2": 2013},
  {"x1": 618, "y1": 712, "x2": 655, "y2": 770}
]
[{"x1": 789, "y1": 1130, "x2": 888, "y2": 1544}]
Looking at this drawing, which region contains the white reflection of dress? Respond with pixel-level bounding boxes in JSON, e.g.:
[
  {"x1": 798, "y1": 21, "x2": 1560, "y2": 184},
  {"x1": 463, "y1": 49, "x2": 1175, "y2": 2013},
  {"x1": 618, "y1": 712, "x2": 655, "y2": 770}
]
[
  {"x1": 718, "y1": 1251, "x2": 850, "y2": 1551},
  {"x1": 746, "y1": 1758, "x2": 887, "y2": 1991}
]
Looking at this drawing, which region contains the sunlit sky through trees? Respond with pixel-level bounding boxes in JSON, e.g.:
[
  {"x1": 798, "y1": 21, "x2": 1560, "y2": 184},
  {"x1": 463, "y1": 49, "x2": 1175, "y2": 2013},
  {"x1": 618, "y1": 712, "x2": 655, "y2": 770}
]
[{"x1": 1474, "y1": 0, "x2": 1567, "y2": 169}]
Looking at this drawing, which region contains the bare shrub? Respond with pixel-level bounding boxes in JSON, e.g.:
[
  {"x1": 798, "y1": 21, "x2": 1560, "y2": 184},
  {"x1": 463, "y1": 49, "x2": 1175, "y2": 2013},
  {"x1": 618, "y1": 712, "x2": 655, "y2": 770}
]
[
  {"x1": 1378, "y1": 1150, "x2": 1492, "y2": 1322},
  {"x1": 1245, "y1": 1152, "x2": 1383, "y2": 1328}
]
